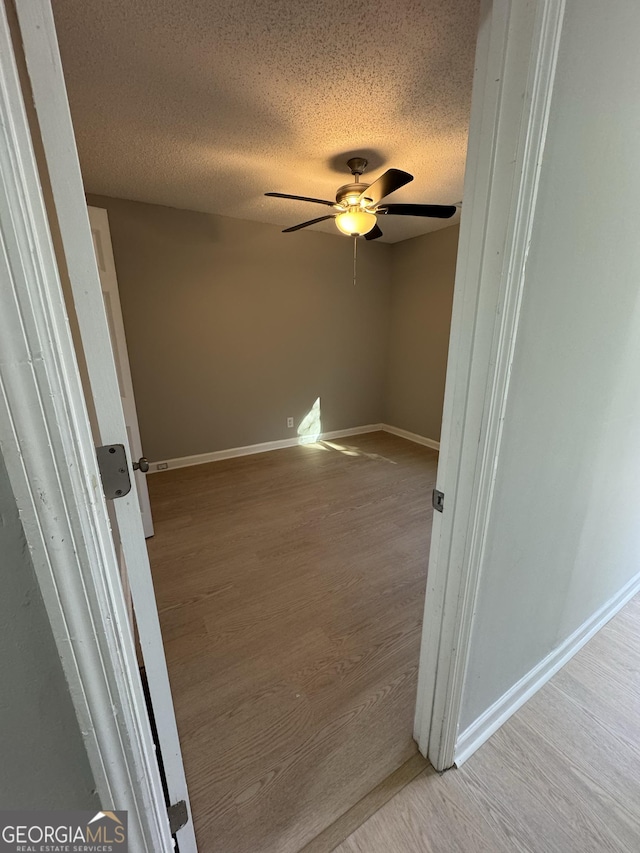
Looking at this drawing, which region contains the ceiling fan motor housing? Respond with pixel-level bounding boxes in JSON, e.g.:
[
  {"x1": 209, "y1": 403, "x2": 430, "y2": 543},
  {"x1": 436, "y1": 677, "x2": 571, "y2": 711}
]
[{"x1": 336, "y1": 182, "x2": 372, "y2": 208}]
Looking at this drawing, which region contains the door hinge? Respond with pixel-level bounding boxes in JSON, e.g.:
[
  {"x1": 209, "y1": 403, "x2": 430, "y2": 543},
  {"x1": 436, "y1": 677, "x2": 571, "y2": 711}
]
[
  {"x1": 96, "y1": 444, "x2": 131, "y2": 499},
  {"x1": 167, "y1": 800, "x2": 188, "y2": 835},
  {"x1": 432, "y1": 488, "x2": 444, "y2": 513}
]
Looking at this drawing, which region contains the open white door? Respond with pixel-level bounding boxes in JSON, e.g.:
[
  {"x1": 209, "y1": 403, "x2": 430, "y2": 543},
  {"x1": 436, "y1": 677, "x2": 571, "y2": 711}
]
[
  {"x1": 14, "y1": 4, "x2": 197, "y2": 851},
  {"x1": 88, "y1": 205, "x2": 154, "y2": 539}
]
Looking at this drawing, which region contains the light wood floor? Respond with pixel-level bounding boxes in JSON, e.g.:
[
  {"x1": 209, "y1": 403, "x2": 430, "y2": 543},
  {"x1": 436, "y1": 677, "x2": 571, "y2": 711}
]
[
  {"x1": 146, "y1": 431, "x2": 437, "y2": 852},
  {"x1": 335, "y1": 591, "x2": 640, "y2": 853}
]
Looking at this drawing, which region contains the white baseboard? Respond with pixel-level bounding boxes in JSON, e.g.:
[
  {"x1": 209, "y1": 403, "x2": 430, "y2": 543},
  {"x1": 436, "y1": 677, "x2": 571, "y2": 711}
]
[
  {"x1": 150, "y1": 423, "x2": 440, "y2": 472},
  {"x1": 454, "y1": 569, "x2": 640, "y2": 767},
  {"x1": 150, "y1": 424, "x2": 384, "y2": 471},
  {"x1": 381, "y1": 424, "x2": 440, "y2": 451}
]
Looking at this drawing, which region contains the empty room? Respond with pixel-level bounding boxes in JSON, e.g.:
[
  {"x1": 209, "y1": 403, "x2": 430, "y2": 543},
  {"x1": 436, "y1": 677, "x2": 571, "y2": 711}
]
[{"x1": 45, "y1": 0, "x2": 476, "y2": 849}]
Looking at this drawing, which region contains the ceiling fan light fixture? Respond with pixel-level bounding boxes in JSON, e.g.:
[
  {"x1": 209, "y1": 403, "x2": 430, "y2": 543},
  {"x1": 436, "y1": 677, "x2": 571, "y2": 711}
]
[
  {"x1": 344, "y1": 191, "x2": 365, "y2": 207},
  {"x1": 335, "y1": 209, "x2": 377, "y2": 237}
]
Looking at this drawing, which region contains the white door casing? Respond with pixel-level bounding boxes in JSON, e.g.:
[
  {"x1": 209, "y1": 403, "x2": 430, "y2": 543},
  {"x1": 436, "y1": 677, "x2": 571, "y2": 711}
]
[
  {"x1": 13, "y1": 3, "x2": 197, "y2": 850},
  {"x1": 88, "y1": 205, "x2": 154, "y2": 539},
  {"x1": 0, "y1": 2, "x2": 171, "y2": 850},
  {"x1": 414, "y1": 0, "x2": 566, "y2": 770}
]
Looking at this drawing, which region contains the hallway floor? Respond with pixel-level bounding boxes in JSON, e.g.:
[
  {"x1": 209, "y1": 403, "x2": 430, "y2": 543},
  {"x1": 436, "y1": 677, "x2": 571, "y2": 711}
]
[
  {"x1": 146, "y1": 431, "x2": 437, "y2": 852},
  {"x1": 335, "y1": 592, "x2": 640, "y2": 852}
]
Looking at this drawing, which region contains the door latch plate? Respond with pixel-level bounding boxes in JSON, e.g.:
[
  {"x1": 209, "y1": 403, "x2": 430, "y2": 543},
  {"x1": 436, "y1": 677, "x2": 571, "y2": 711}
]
[
  {"x1": 96, "y1": 444, "x2": 131, "y2": 499},
  {"x1": 432, "y1": 488, "x2": 444, "y2": 513},
  {"x1": 167, "y1": 800, "x2": 188, "y2": 834}
]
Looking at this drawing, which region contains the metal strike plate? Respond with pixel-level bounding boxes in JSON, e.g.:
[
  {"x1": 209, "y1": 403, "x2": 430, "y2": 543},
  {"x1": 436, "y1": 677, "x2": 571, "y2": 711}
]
[
  {"x1": 432, "y1": 488, "x2": 444, "y2": 513},
  {"x1": 96, "y1": 444, "x2": 131, "y2": 499},
  {"x1": 167, "y1": 800, "x2": 188, "y2": 835}
]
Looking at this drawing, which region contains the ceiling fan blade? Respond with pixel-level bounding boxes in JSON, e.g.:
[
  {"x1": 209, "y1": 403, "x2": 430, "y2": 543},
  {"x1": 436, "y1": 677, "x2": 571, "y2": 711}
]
[
  {"x1": 365, "y1": 224, "x2": 384, "y2": 241},
  {"x1": 266, "y1": 192, "x2": 335, "y2": 207},
  {"x1": 282, "y1": 214, "x2": 336, "y2": 233},
  {"x1": 381, "y1": 204, "x2": 457, "y2": 219},
  {"x1": 359, "y1": 169, "x2": 413, "y2": 206}
]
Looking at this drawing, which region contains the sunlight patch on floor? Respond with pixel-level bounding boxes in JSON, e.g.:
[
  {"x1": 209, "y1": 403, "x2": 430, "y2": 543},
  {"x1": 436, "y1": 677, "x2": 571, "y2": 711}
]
[
  {"x1": 320, "y1": 440, "x2": 397, "y2": 464},
  {"x1": 296, "y1": 398, "x2": 396, "y2": 462}
]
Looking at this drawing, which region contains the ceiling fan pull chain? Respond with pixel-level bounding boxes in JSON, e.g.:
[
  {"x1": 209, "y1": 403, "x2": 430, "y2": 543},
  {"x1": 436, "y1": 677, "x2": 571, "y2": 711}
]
[{"x1": 353, "y1": 235, "x2": 357, "y2": 286}]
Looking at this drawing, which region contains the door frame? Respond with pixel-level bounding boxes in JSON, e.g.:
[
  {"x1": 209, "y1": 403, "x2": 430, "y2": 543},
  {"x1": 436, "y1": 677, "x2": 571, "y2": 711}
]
[
  {"x1": 87, "y1": 204, "x2": 155, "y2": 540},
  {"x1": 10, "y1": 1, "x2": 197, "y2": 849},
  {"x1": 413, "y1": 0, "x2": 566, "y2": 769},
  {"x1": 0, "y1": 3, "x2": 172, "y2": 849}
]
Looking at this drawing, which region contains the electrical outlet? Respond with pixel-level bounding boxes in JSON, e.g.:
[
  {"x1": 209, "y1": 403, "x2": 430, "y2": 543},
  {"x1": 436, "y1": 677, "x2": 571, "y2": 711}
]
[
  {"x1": 156, "y1": 462, "x2": 169, "y2": 470},
  {"x1": 287, "y1": 417, "x2": 294, "y2": 428}
]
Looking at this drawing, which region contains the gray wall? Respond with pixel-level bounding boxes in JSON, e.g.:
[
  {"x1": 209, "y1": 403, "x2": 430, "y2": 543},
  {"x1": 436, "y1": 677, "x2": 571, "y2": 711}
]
[
  {"x1": 87, "y1": 194, "x2": 459, "y2": 461},
  {"x1": 87, "y1": 195, "x2": 393, "y2": 461},
  {"x1": 0, "y1": 451, "x2": 98, "y2": 808},
  {"x1": 459, "y1": 0, "x2": 640, "y2": 731},
  {"x1": 385, "y1": 226, "x2": 459, "y2": 440}
]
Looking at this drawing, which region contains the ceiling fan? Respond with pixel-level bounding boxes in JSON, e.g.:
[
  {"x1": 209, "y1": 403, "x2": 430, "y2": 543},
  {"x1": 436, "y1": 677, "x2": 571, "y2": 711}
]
[{"x1": 265, "y1": 157, "x2": 456, "y2": 240}]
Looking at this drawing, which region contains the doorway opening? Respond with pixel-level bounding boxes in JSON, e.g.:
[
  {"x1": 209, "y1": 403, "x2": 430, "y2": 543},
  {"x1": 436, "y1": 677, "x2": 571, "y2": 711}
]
[
  {"x1": 88, "y1": 194, "x2": 462, "y2": 852},
  {"x1": 8, "y1": 1, "x2": 480, "y2": 844}
]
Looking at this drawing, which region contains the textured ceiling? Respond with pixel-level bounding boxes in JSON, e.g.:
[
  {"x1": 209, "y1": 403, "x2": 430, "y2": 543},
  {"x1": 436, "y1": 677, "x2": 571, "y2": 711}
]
[{"x1": 53, "y1": 0, "x2": 480, "y2": 243}]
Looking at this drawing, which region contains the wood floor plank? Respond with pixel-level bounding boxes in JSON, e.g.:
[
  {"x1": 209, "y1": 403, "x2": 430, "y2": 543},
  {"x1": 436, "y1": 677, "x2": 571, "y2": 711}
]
[
  {"x1": 334, "y1": 592, "x2": 640, "y2": 853},
  {"x1": 463, "y1": 715, "x2": 637, "y2": 853},
  {"x1": 145, "y1": 431, "x2": 437, "y2": 852},
  {"x1": 550, "y1": 664, "x2": 640, "y2": 756},
  {"x1": 515, "y1": 684, "x2": 640, "y2": 838},
  {"x1": 299, "y1": 753, "x2": 429, "y2": 853},
  {"x1": 335, "y1": 765, "x2": 517, "y2": 853}
]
